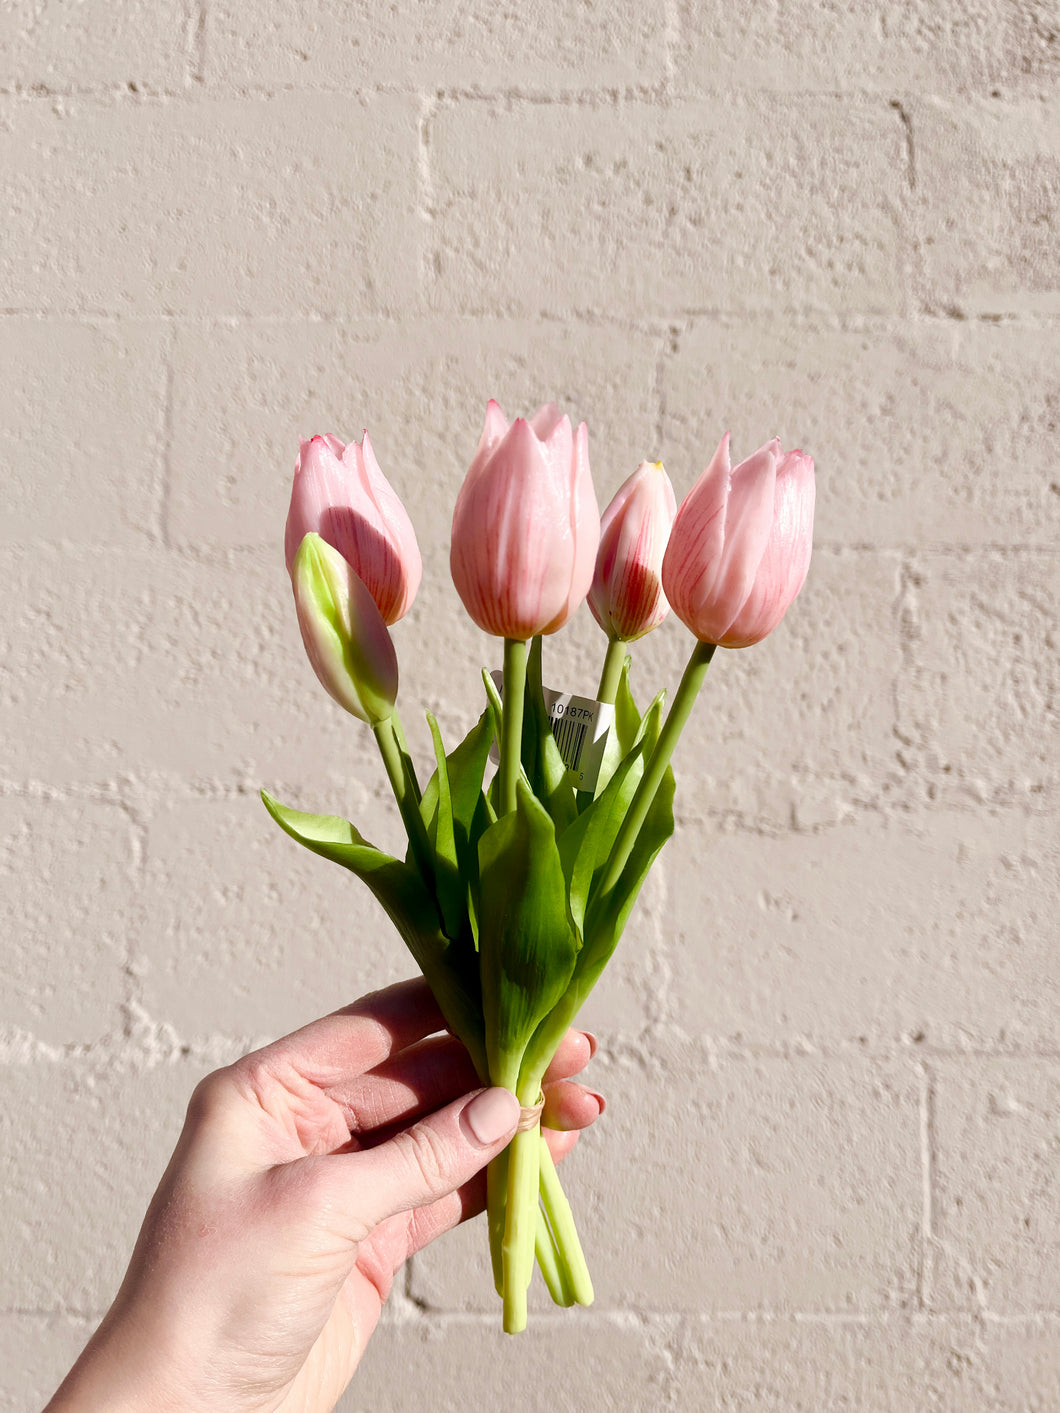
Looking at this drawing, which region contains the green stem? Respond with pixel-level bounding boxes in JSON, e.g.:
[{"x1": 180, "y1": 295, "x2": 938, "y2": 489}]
[
  {"x1": 535, "y1": 1205, "x2": 574, "y2": 1307},
  {"x1": 389, "y1": 711, "x2": 421, "y2": 802},
  {"x1": 538, "y1": 1137, "x2": 593, "y2": 1305},
  {"x1": 596, "y1": 636, "x2": 628, "y2": 706},
  {"x1": 487, "y1": 1150, "x2": 507, "y2": 1298},
  {"x1": 372, "y1": 713, "x2": 435, "y2": 889},
  {"x1": 501, "y1": 1123, "x2": 540, "y2": 1333},
  {"x1": 499, "y1": 637, "x2": 528, "y2": 816},
  {"x1": 598, "y1": 639, "x2": 716, "y2": 900}
]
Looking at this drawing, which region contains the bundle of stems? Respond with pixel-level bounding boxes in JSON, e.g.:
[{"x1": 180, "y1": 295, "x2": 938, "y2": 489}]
[
  {"x1": 264, "y1": 629, "x2": 714, "y2": 1331},
  {"x1": 480, "y1": 632, "x2": 716, "y2": 1331}
]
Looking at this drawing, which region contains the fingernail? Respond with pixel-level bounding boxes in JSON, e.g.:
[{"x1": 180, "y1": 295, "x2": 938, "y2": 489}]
[
  {"x1": 581, "y1": 1031, "x2": 598, "y2": 1059},
  {"x1": 465, "y1": 1087, "x2": 520, "y2": 1145},
  {"x1": 589, "y1": 1090, "x2": 606, "y2": 1116}
]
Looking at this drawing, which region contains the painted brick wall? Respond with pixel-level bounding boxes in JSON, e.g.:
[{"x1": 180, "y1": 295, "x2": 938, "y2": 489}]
[{"x1": 3, "y1": 2, "x2": 1059, "y2": 1407}]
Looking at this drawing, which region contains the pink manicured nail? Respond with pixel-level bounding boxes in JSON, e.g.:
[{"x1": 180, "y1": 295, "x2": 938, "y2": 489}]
[
  {"x1": 581, "y1": 1030, "x2": 598, "y2": 1059},
  {"x1": 465, "y1": 1088, "x2": 520, "y2": 1145},
  {"x1": 588, "y1": 1091, "x2": 606, "y2": 1116}
]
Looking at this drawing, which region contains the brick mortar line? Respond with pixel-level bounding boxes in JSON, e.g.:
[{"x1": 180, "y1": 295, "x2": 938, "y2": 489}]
[
  {"x1": 662, "y1": 0, "x2": 679, "y2": 97},
  {"x1": 3, "y1": 542, "x2": 1056, "y2": 561},
  {"x1": 917, "y1": 1061, "x2": 936, "y2": 1310},
  {"x1": 0, "y1": 83, "x2": 1054, "y2": 104},
  {"x1": 5, "y1": 1032, "x2": 1060, "y2": 1069},
  {"x1": 8, "y1": 1304, "x2": 1060, "y2": 1327},
  {"x1": 187, "y1": 0, "x2": 207, "y2": 87},
  {"x1": 3, "y1": 308, "x2": 1058, "y2": 330},
  {"x1": 155, "y1": 322, "x2": 176, "y2": 551},
  {"x1": 3, "y1": 779, "x2": 1057, "y2": 825}
]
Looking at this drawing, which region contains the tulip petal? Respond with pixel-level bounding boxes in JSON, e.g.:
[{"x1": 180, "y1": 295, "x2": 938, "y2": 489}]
[
  {"x1": 721, "y1": 450, "x2": 815, "y2": 647},
  {"x1": 703, "y1": 439, "x2": 778, "y2": 638},
  {"x1": 451, "y1": 403, "x2": 599, "y2": 639},
  {"x1": 661, "y1": 432, "x2": 731, "y2": 636},
  {"x1": 466, "y1": 399, "x2": 511, "y2": 486},
  {"x1": 286, "y1": 429, "x2": 422, "y2": 624},
  {"x1": 530, "y1": 402, "x2": 564, "y2": 441},
  {"x1": 589, "y1": 460, "x2": 675, "y2": 641}
]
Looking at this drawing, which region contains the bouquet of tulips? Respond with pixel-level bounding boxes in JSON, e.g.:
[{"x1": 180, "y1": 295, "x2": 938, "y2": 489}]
[{"x1": 263, "y1": 403, "x2": 815, "y2": 1332}]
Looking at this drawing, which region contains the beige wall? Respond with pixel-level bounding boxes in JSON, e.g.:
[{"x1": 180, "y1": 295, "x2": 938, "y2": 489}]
[{"x1": 3, "y1": 2, "x2": 1059, "y2": 1408}]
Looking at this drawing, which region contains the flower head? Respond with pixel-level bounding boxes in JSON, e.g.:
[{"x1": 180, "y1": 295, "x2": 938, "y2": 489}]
[
  {"x1": 661, "y1": 434, "x2": 815, "y2": 648},
  {"x1": 450, "y1": 401, "x2": 600, "y2": 639},
  {"x1": 588, "y1": 460, "x2": 677, "y2": 641},
  {"x1": 285, "y1": 432, "x2": 421, "y2": 625}
]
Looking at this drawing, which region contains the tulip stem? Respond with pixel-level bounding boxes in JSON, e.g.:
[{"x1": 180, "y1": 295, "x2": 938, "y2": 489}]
[
  {"x1": 389, "y1": 711, "x2": 422, "y2": 803},
  {"x1": 499, "y1": 637, "x2": 528, "y2": 816},
  {"x1": 598, "y1": 640, "x2": 716, "y2": 900},
  {"x1": 538, "y1": 1136, "x2": 594, "y2": 1305},
  {"x1": 501, "y1": 1120, "x2": 539, "y2": 1333},
  {"x1": 596, "y1": 637, "x2": 629, "y2": 707},
  {"x1": 372, "y1": 713, "x2": 436, "y2": 890}
]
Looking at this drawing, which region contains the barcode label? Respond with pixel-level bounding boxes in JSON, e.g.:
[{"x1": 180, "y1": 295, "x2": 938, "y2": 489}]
[
  {"x1": 488, "y1": 672, "x2": 615, "y2": 794},
  {"x1": 550, "y1": 710, "x2": 588, "y2": 772}
]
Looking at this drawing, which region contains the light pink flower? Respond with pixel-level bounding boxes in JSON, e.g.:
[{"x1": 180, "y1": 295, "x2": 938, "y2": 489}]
[
  {"x1": 284, "y1": 431, "x2": 422, "y2": 625},
  {"x1": 450, "y1": 401, "x2": 600, "y2": 639},
  {"x1": 661, "y1": 434, "x2": 815, "y2": 648},
  {"x1": 588, "y1": 461, "x2": 677, "y2": 642}
]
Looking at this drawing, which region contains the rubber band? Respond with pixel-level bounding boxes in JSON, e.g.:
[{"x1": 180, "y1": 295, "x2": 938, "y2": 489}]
[{"x1": 515, "y1": 1098, "x2": 545, "y2": 1133}]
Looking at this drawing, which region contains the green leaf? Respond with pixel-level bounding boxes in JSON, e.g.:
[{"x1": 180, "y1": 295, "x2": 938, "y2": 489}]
[
  {"x1": 421, "y1": 706, "x2": 496, "y2": 944},
  {"x1": 596, "y1": 655, "x2": 639, "y2": 795},
  {"x1": 261, "y1": 791, "x2": 484, "y2": 1064},
  {"x1": 522, "y1": 637, "x2": 578, "y2": 834},
  {"x1": 557, "y1": 744, "x2": 645, "y2": 934},
  {"x1": 446, "y1": 706, "x2": 497, "y2": 856},
  {"x1": 578, "y1": 762, "x2": 676, "y2": 994},
  {"x1": 519, "y1": 760, "x2": 676, "y2": 1088},
  {"x1": 422, "y1": 713, "x2": 465, "y2": 942},
  {"x1": 481, "y1": 668, "x2": 505, "y2": 818},
  {"x1": 557, "y1": 686, "x2": 665, "y2": 932},
  {"x1": 476, "y1": 778, "x2": 580, "y2": 1088},
  {"x1": 614, "y1": 657, "x2": 643, "y2": 753},
  {"x1": 638, "y1": 688, "x2": 666, "y2": 757}
]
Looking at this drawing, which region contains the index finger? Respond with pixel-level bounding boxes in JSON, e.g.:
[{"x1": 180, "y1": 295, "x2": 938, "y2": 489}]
[{"x1": 249, "y1": 977, "x2": 446, "y2": 1087}]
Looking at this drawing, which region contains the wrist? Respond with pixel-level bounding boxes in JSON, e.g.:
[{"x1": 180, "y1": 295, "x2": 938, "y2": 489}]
[{"x1": 45, "y1": 1304, "x2": 195, "y2": 1413}]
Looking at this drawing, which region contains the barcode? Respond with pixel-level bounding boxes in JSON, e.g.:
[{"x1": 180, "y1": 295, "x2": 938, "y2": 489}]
[{"x1": 551, "y1": 713, "x2": 588, "y2": 773}]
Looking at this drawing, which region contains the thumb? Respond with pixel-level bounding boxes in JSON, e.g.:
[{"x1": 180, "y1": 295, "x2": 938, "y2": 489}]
[{"x1": 335, "y1": 1087, "x2": 521, "y2": 1239}]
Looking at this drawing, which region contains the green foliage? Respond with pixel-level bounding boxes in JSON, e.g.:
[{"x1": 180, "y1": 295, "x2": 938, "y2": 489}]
[
  {"x1": 416, "y1": 705, "x2": 497, "y2": 950},
  {"x1": 476, "y1": 779, "x2": 581, "y2": 1089},
  {"x1": 260, "y1": 791, "x2": 484, "y2": 1065},
  {"x1": 520, "y1": 637, "x2": 577, "y2": 835},
  {"x1": 263, "y1": 649, "x2": 682, "y2": 1100}
]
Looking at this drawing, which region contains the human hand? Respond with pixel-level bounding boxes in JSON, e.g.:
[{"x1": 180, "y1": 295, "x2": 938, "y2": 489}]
[{"x1": 45, "y1": 979, "x2": 602, "y2": 1413}]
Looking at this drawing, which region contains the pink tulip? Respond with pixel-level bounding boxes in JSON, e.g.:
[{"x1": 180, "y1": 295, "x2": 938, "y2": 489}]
[
  {"x1": 450, "y1": 401, "x2": 600, "y2": 639},
  {"x1": 284, "y1": 431, "x2": 421, "y2": 625},
  {"x1": 662, "y1": 434, "x2": 815, "y2": 648},
  {"x1": 588, "y1": 461, "x2": 677, "y2": 642}
]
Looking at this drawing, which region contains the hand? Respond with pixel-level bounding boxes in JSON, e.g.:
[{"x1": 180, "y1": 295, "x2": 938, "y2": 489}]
[{"x1": 46, "y1": 979, "x2": 602, "y2": 1413}]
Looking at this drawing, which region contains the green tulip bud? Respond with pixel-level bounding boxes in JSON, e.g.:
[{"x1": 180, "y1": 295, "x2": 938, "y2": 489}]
[{"x1": 291, "y1": 532, "x2": 398, "y2": 724}]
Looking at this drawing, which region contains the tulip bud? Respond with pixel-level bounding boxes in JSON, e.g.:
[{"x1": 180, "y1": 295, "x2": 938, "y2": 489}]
[
  {"x1": 588, "y1": 461, "x2": 677, "y2": 642},
  {"x1": 285, "y1": 431, "x2": 422, "y2": 625},
  {"x1": 291, "y1": 532, "x2": 398, "y2": 724},
  {"x1": 450, "y1": 401, "x2": 600, "y2": 639},
  {"x1": 662, "y1": 434, "x2": 815, "y2": 648}
]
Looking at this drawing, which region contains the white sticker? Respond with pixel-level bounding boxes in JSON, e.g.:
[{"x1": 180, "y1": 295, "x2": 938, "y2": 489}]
[{"x1": 488, "y1": 672, "x2": 615, "y2": 794}]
